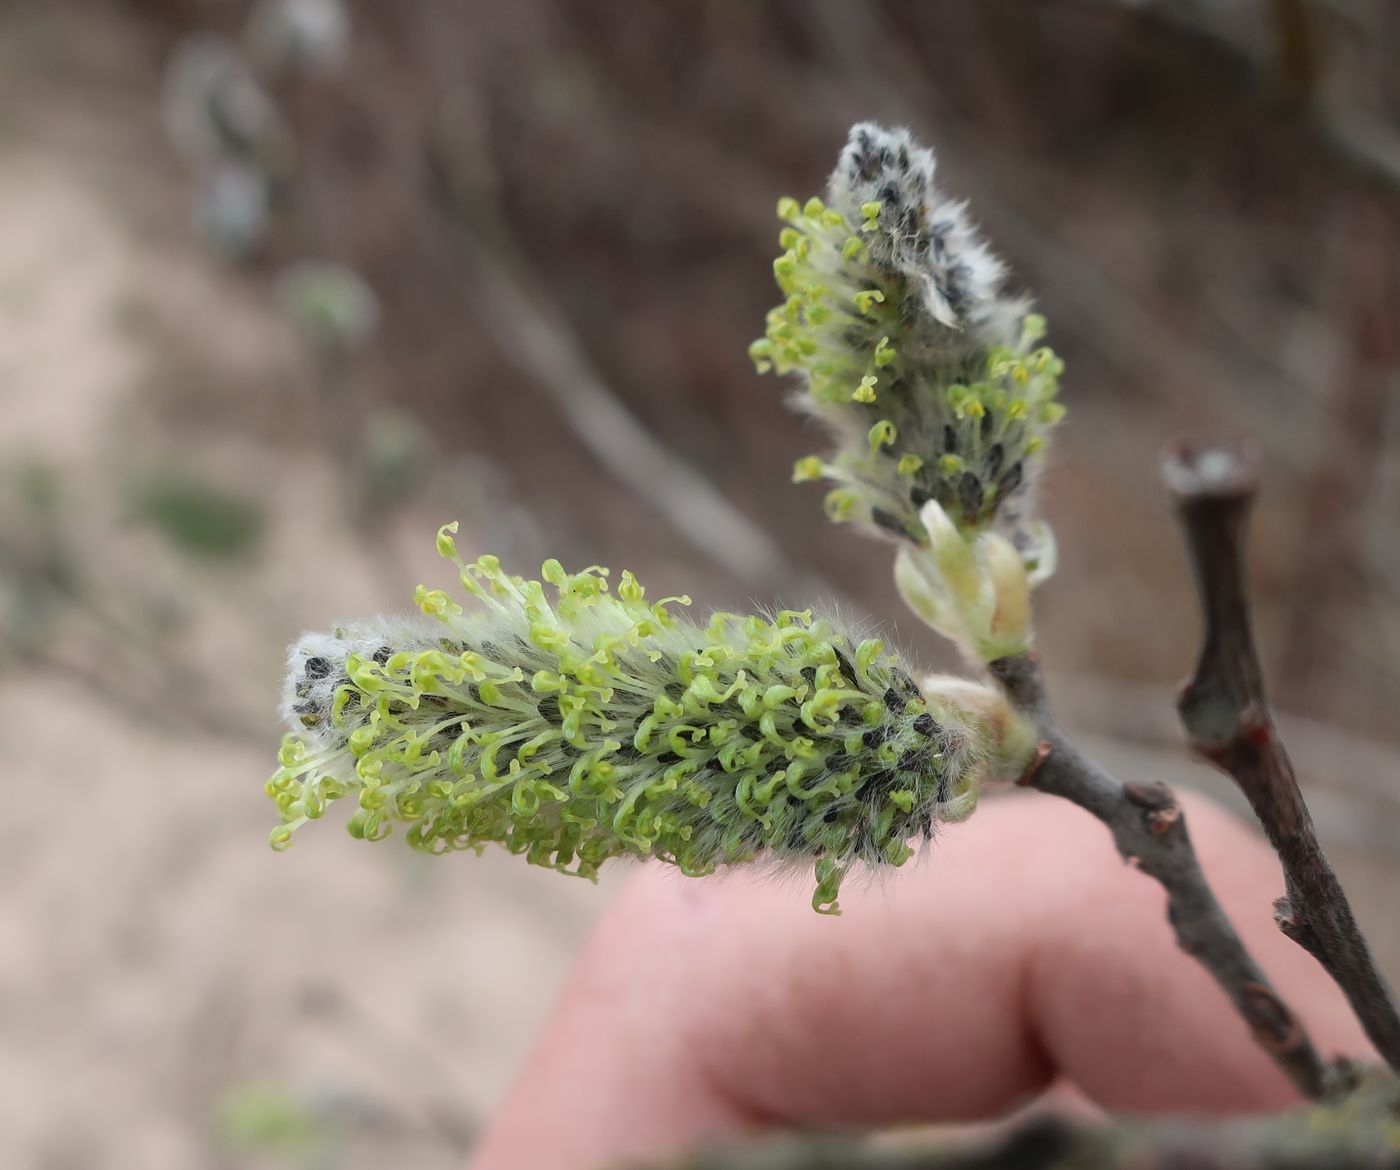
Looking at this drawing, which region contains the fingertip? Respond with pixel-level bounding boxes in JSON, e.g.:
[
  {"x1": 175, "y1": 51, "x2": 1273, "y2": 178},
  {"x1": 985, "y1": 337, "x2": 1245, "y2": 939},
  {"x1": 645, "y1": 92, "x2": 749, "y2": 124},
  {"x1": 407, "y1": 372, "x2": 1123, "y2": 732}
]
[
  {"x1": 470, "y1": 870, "x2": 748, "y2": 1170},
  {"x1": 474, "y1": 806, "x2": 1066, "y2": 1169},
  {"x1": 474, "y1": 788, "x2": 1374, "y2": 1170}
]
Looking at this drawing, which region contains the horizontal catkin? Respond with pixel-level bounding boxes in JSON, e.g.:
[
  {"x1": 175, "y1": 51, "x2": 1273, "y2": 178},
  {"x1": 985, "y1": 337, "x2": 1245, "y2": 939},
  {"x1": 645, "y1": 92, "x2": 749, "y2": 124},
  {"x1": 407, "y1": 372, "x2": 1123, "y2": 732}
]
[{"x1": 268, "y1": 527, "x2": 1001, "y2": 912}]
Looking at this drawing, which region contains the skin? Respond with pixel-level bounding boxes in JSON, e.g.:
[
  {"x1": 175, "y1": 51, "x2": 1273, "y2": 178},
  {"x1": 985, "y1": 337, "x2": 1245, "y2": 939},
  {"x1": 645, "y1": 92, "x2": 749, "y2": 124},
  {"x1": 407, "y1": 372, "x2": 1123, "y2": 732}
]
[{"x1": 471, "y1": 790, "x2": 1372, "y2": 1170}]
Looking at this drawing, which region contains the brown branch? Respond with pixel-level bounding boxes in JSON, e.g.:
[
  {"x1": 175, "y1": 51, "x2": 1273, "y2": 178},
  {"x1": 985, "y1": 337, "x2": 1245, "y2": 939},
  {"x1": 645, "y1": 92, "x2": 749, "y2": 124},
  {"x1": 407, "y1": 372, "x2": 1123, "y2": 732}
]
[
  {"x1": 987, "y1": 653, "x2": 1331, "y2": 1100},
  {"x1": 1163, "y1": 439, "x2": 1400, "y2": 1073}
]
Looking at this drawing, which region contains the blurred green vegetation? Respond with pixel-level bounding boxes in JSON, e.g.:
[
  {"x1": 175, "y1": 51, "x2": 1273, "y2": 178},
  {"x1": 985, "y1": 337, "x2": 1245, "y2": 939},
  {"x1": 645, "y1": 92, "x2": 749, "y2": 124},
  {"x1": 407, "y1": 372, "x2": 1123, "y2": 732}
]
[
  {"x1": 130, "y1": 470, "x2": 266, "y2": 560},
  {"x1": 216, "y1": 1082, "x2": 337, "y2": 1167}
]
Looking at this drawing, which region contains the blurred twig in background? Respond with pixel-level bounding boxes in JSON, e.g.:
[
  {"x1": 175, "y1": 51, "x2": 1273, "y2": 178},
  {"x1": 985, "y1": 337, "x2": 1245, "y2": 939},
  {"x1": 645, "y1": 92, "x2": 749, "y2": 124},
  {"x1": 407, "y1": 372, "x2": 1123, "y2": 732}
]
[{"x1": 422, "y1": 114, "x2": 802, "y2": 593}]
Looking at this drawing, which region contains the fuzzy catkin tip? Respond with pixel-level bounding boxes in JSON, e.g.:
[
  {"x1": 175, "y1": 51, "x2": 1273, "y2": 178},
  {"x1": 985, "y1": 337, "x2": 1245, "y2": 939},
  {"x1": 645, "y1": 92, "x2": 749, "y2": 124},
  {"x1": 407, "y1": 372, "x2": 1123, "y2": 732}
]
[
  {"x1": 752, "y1": 123, "x2": 1064, "y2": 566},
  {"x1": 268, "y1": 524, "x2": 1020, "y2": 913}
]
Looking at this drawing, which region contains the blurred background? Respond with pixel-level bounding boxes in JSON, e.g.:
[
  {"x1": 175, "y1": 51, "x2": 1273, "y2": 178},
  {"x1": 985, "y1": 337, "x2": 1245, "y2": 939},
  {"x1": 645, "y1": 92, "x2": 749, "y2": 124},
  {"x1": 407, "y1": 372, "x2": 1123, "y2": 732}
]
[{"x1": 1, "y1": 0, "x2": 1397, "y2": 1166}]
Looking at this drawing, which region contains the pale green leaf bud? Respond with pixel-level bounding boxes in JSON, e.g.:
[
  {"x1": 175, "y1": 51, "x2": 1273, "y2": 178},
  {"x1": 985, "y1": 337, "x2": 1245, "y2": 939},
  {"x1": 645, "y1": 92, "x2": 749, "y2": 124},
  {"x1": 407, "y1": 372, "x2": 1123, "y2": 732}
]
[{"x1": 895, "y1": 501, "x2": 1036, "y2": 663}]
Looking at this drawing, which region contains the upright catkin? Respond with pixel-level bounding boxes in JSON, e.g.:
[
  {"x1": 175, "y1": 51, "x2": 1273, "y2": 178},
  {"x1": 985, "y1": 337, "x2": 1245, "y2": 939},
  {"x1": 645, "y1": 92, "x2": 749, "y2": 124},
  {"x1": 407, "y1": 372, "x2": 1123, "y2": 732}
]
[{"x1": 751, "y1": 122, "x2": 1064, "y2": 559}]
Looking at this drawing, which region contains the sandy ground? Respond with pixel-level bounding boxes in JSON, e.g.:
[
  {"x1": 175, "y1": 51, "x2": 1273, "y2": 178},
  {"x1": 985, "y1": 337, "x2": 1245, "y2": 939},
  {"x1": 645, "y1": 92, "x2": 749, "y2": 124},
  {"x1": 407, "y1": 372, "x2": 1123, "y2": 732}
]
[{"x1": 0, "y1": 20, "x2": 612, "y2": 1164}]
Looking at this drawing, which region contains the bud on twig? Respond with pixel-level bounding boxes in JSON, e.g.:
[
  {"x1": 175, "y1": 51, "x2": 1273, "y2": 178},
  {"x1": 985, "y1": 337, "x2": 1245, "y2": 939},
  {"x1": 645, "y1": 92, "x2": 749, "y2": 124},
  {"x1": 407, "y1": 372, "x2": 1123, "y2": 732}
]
[{"x1": 894, "y1": 499, "x2": 1051, "y2": 662}]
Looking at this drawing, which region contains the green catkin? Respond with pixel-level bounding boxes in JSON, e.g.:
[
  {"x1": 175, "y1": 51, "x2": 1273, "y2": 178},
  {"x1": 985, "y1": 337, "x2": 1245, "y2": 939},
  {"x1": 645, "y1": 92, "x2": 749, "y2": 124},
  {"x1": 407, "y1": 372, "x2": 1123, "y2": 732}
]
[
  {"x1": 268, "y1": 524, "x2": 1008, "y2": 913},
  {"x1": 752, "y1": 123, "x2": 1065, "y2": 561}
]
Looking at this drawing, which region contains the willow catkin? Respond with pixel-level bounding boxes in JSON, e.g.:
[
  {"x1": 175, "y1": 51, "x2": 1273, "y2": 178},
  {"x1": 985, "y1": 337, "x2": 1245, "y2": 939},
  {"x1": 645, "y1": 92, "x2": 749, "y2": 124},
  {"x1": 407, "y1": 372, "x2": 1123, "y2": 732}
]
[
  {"x1": 268, "y1": 525, "x2": 1028, "y2": 912},
  {"x1": 750, "y1": 122, "x2": 1064, "y2": 561}
]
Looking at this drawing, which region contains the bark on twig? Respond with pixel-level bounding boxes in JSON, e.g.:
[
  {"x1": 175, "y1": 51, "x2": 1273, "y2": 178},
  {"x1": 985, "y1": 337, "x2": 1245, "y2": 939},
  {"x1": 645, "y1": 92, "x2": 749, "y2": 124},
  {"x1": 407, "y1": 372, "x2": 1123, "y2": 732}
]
[
  {"x1": 986, "y1": 653, "x2": 1331, "y2": 1099},
  {"x1": 1163, "y1": 439, "x2": 1400, "y2": 1073}
]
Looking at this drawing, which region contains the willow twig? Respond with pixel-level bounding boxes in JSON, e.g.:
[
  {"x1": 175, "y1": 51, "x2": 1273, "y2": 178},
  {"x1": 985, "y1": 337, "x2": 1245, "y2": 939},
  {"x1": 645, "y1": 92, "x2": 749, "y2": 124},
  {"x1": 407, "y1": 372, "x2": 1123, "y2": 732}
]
[
  {"x1": 987, "y1": 653, "x2": 1331, "y2": 1099},
  {"x1": 1163, "y1": 439, "x2": 1400, "y2": 1073}
]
